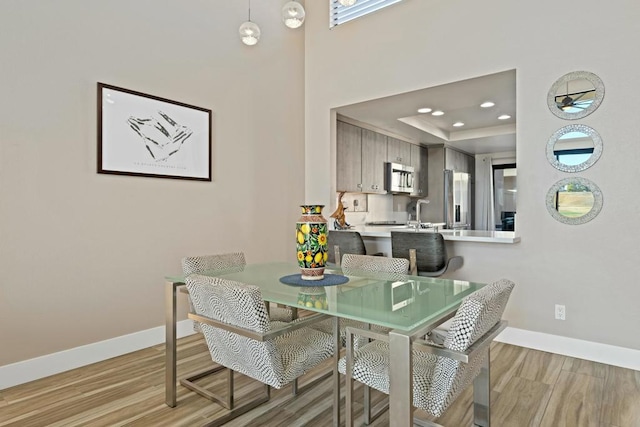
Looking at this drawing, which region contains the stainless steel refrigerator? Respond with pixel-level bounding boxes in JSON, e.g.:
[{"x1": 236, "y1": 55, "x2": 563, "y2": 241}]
[
  {"x1": 444, "y1": 170, "x2": 472, "y2": 229},
  {"x1": 416, "y1": 168, "x2": 472, "y2": 230}
]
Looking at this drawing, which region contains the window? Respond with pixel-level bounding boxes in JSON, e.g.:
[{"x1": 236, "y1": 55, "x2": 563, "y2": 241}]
[
  {"x1": 554, "y1": 147, "x2": 594, "y2": 166},
  {"x1": 330, "y1": 0, "x2": 404, "y2": 28},
  {"x1": 493, "y1": 164, "x2": 516, "y2": 231}
]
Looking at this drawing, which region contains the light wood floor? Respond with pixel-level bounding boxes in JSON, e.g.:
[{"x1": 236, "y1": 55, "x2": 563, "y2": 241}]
[{"x1": 1, "y1": 335, "x2": 639, "y2": 427}]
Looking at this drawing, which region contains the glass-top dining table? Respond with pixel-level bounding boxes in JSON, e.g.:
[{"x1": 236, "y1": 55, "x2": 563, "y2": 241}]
[{"x1": 164, "y1": 262, "x2": 487, "y2": 426}]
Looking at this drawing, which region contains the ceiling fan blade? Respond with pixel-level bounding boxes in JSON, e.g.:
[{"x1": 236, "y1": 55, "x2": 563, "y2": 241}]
[{"x1": 571, "y1": 92, "x2": 588, "y2": 102}]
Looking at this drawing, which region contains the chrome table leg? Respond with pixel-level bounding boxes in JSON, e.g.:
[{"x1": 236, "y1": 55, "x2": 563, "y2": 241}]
[
  {"x1": 165, "y1": 280, "x2": 182, "y2": 407},
  {"x1": 473, "y1": 348, "x2": 491, "y2": 426},
  {"x1": 389, "y1": 330, "x2": 413, "y2": 427}
]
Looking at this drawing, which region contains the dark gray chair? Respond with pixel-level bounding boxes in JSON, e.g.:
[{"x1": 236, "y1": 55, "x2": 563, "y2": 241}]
[
  {"x1": 391, "y1": 231, "x2": 463, "y2": 277},
  {"x1": 327, "y1": 230, "x2": 382, "y2": 265}
]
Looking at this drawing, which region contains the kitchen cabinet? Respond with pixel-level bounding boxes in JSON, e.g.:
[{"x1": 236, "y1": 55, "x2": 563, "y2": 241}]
[
  {"x1": 336, "y1": 121, "x2": 362, "y2": 192},
  {"x1": 410, "y1": 144, "x2": 428, "y2": 197},
  {"x1": 387, "y1": 136, "x2": 412, "y2": 165},
  {"x1": 445, "y1": 147, "x2": 474, "y2": 174},
  {"x1": 361, "y1": 128, "x2": 387, "y2": 193}
]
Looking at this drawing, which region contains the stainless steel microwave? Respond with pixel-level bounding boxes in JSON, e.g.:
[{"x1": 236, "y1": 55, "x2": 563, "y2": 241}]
[{"x1": 385, "y1": 162, "x2": 415, "y2": 194}]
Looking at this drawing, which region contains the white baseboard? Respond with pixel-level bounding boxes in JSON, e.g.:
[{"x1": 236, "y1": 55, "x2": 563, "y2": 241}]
[
  {"x1": 2, "y1": 323, "x2": 638, "y2": 391},
  {"x1": 0, "y1": 320, "x2": 196, "y2": 391},
  {"x1": 496, "y1": 327, "x2": 640, "y2": 371}
]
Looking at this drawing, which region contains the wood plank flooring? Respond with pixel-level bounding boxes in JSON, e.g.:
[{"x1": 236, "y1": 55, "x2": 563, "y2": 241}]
[{"x1": 1, "y1": 335, "x2": 639, "y2": 427}]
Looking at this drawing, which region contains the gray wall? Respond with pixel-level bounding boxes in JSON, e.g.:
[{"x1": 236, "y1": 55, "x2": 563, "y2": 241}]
[
  {"x1": 305, "y1": 0, "x2": 640, "y2": 350},
  {"x1": 0, "y1": 1, "x2": 305, "y2": 366}
]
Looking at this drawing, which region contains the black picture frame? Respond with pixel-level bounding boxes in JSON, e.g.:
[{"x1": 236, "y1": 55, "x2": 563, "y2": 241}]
[{"x1": 97, "y1": 83, "x2": 212, "y2": 181}]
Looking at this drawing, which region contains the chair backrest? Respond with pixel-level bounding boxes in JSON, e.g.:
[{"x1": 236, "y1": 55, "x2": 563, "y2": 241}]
[
  {"x1": 420, "y1": 279, "x2": 515, "y2": 416},
  {"x1": 185, "y1": 274, "x2": 283, "y2": 387},
  {"x1": 181, "y1": 252, "x2": 246, "y2": 275},
  {"x1": 391, "y1": 232, "x2": 447, "y2": 273},
  {"x1": 341, "y1": 254, "x2": 409, "y2": 275},
  {"x1": 327, "y1": 231, "x2": 366, "y2": 264}
]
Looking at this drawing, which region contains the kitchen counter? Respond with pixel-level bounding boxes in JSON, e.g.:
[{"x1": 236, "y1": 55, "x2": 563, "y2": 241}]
[{"x1": 346, "y1": 226, "x2": 520, "y2": 244}]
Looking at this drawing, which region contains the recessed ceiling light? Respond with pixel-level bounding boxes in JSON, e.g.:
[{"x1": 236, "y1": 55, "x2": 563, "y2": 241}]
[
  {"x1": 452, "y1": 122, "x2": 464, "y2": 127},
  {"x1": 480, "y1": 101, "x2": 495, "y2": 108},
  {"x1": 417, "y1": 107, "x2": 432, "y2": 113},
  {"x1": 432, "y1": 110, "x2": 444, "y2": 116},
  {"x1": 498, "y1": 114, "x2": 511, "y2": 120}
]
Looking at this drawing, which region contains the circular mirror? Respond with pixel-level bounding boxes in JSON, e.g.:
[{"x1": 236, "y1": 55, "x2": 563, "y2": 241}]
[
  {"x1": 546, "y1": 177, "x2": 603, "y2": 225},
  {"x1": 546, "y1": 124, "x2": 603, "y2": 172},
  {"x1": 547, "y1": 71, "x2": 605, "y2": 120}
]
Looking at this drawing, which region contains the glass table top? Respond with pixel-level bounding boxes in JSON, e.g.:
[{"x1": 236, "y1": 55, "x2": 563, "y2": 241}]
[{"x1": 167, "y1": 262, "x2": 486, "y2": 333}]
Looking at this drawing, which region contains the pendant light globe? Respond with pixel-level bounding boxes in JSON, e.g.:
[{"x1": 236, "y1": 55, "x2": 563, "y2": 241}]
[
  {"x1": 282, "y1": 1, "x2": 305, "y2": 29},
  {"x1": 239, "y1": 21, "x2": 260, "y2": 46}
]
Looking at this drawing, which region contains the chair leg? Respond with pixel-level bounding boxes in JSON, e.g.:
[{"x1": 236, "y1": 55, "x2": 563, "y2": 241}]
[
  {"x1": 473, "y1": 348, "x2": 491, "y2": 427},
  {"x1": 365, "y1": 397, "x2": 388, "y2": 425},
  {"x1": 179, "y1": 365, "x2": 228, "y2": 404},
  {"x1": 292, "y1": 369, "x2": 333, "y2": 396},
  {"x1": 182, "y1": 366, "x2": 271, "y2": 427},
  {"x1": 345, "y1": 326, "x2": 355, "y2": 427},
  {"x1": 363, "y1": 385, "x2": 371, "y2": 424},
  {"x1": 202, "y1": 383, "x2": 271, "y2": 427}
]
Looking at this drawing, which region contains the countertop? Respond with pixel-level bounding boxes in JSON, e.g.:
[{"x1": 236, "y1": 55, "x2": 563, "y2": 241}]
[{"x1": 344, "y1": 226, "x2": 520, "y2": 244}]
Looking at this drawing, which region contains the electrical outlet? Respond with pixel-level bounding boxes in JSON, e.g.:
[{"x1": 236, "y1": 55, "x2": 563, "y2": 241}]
[{"x1": 555, "y1": 304, "x2": 566, "y2": 320}]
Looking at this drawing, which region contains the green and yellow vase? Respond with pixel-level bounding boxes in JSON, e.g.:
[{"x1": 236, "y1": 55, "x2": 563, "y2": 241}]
[
  {"x1": 296, "y1": 204, "x2": 328, "y2": 280},
  {"x1": 297, "y1": 287, "x2": 329, "y2": 310}
]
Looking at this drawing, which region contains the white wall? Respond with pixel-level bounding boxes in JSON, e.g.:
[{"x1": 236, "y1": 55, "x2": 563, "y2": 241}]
[
  {"x1": 305, "y1": 0, "x2": 640, "y2": 350},
  {"x1": 0, "y1": 0, "x2": 305, "y2": 366}
]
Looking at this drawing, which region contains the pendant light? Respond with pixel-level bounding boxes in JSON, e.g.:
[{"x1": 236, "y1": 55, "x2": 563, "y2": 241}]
[
  {"x1": 239, "y1": 0, "x2": 261, "y2": 46},
  {"x1": 338, "y1": 0, "x2": 357, "y2": 6},
  {"x1": 282, "y1": 1, "x2": 305, "y2": 29}
]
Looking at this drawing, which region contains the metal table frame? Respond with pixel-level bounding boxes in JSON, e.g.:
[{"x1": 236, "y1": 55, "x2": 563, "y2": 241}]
[{"x1": 164, "y1": 264, "x2": 488, "y2": 427}]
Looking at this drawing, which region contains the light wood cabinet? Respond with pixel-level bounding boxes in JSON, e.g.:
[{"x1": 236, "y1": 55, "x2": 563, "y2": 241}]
[
  {"x1": 445, "y1": 147, "x2": 474, "y2": 174},
  {"x1": 336, "y1": 121, "x2": 362, "y2": 192},
  {"x1": 410, "y1": 144, "x2": 428, "y2": 197},
  {"x1": 361, "y1": 128, "x2": 387, "y2": 193},
  {"x1": 387, "y1": 136, "x2": 412, "y2": 165}
]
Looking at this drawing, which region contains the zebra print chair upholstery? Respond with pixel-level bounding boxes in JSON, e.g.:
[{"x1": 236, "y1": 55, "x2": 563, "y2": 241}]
[
  {"x1": 180, "y1": 252, "x2": 295, "y2": 409},
  {"x1": 310, "y1": 254, "x2": 411, "y2": 424},
  {"x1": 341, "y1": 253, "x2": 410, "y2": 278},
  {"x1": 185, "y1": 274, "x2": 334, "y2": 426},
  {"x1": 181, "y1": 252, "x2": 293, "y2": 325},
  {"x1": 339, "y1": 279, "x2": 515, "y2": 426},
  {"x1": 312, "y1": 254, "x2": 410, "y2": 344}
]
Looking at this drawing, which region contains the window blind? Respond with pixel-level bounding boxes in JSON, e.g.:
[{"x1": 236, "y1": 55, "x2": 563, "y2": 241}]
[{"x1": 329, "y1": 0, "x2": 404, "y2": 28}]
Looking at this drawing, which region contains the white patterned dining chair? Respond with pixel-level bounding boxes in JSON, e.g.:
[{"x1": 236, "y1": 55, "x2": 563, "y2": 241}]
[
  {"x1": 185, "y1": 274, "x2": 335, "y2": 426},
  {"x1": 312, "y1": 254, "x2": 410, "y2": 345},
  {"x1": 312, "y1": 253, "x2": 410, "y2": 424},
  {"x1": 180, "y1": 252, "x2": 294, "y2": 401},
  {"x1": 339, "y1": 279, "x2": 515, "y2": 427},
  {"x1": 181, "y1": 252, "x2": 293, "y2": 326}
]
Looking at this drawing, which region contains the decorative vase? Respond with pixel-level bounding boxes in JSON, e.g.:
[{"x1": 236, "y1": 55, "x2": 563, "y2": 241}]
[
  {"x1": 296, "y1": 204, "x2": 328, "y2": 280},
  {"x1": 297, "y1": 287, "x2": 329, "y2": 310}
]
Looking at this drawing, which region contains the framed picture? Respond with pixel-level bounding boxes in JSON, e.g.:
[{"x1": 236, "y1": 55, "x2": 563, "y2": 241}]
[{"x1": 97, "y1": 83, "x2": 212, "y2": 181}]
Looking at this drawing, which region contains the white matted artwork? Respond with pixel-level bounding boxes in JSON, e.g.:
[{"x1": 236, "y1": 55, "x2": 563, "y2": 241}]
[{"x1": 97, "y1": 83, "x2": 211, "y2": 181}]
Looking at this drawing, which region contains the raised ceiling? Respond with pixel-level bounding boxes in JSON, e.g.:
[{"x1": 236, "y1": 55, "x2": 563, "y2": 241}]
[{"x1": 334, "y1": 69, "x2": 516, "y2": 155}]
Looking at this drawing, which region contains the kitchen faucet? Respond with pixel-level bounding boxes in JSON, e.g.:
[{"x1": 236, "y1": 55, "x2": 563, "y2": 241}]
[{"x1": 414, "y1": 199, "x2": 430, "y2": 230}]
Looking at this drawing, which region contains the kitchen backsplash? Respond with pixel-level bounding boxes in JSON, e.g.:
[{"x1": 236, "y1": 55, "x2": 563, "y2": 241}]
[{"x1": 339, "y1": 193, "x2": 412, "y2": 227}]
